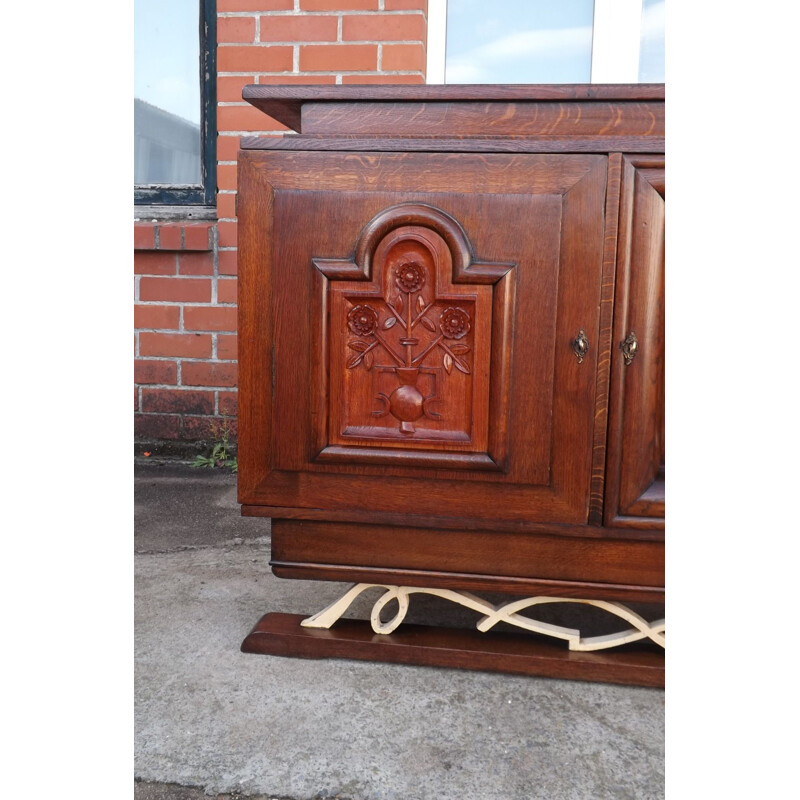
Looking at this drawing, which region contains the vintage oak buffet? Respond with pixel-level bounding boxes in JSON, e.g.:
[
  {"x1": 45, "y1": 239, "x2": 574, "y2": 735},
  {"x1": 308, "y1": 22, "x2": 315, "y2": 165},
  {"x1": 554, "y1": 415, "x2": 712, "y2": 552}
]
[{"x1": 236, "y1": 85, "x2": 665, "y2": 687}]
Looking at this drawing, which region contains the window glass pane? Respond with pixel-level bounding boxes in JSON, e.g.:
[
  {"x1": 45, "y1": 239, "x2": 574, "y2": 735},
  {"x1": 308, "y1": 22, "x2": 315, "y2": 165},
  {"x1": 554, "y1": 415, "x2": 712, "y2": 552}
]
[
  {"x1": 134, "y1": 0, "x2": 201, "y2": 186},
  {"x1": 445, "y1": 0, "x2": 594, "y2": 84},
  {"x1": 638, "y1": 0, "x2": 665, "y2": 82}
]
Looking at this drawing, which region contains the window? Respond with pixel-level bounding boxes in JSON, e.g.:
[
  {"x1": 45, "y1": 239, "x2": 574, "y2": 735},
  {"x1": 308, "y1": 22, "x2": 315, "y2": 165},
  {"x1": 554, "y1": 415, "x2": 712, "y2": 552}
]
[
  {"x1": 426, "y1": 0, "x2": 665, "y2": 85},
  {"x1": 134, "y1": 0, "x2": 216, "y2": 208}
]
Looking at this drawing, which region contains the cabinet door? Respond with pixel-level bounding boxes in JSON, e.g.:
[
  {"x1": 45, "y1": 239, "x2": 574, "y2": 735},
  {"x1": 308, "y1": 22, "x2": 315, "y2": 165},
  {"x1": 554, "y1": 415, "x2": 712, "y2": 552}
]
[
  {"x1": 605, "y1": 156, "x2": 665, "y2": 528},
  {"x1": 238, "y1": 150, "x2": 608, "y2": 525}
]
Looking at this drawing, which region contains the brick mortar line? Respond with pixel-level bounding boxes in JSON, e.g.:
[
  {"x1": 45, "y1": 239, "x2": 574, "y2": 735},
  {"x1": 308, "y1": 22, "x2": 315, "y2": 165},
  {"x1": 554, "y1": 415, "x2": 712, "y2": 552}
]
[
  {"x1": 136, "y1": 384, "x2": 238, "y2": 392},
  {"x1": 136, "y1": 304, "x2": 237, "y2": 310},
  {"x1": 135, "y1": 410, "x2": 237, "y2": 420},
  {"x1": 219, "y1": 39, "x2": 424, "y2": 45},
  {"x1": 136, "y1": 338, "x2": 237, "y2": 343},
  {"x1": 137, "y1": 355, "x2": 238, "y2": 363},
  {"x1": 138, "y1": 360, "x2": 238, "y2": 368},
  {"x1": 219, "y1": 70, "x2": 422, "y2": 75},
  {"x1": 218, "y1": 10, "x2": 425, "y2": 17},
  {"x1": 136, "y1": 340, "x2": 237, "y2": 348},
  {"x1": 136, "y1": 282, "x2": 214, "y2": 286},
  {"x1": 136, "y1": 345, "x2": 237, "y2": 352},
  {"x1": 141, "y1": 384, "x2": 238, "y2": 392},
  {"x1": 134, "y1": 220, "x2": 215, "y2": 227},
  {"x1": 218, "y1": 74, "x2": 421, "y2": 81},
  {"x1": 135, "y1": 300, "x2": 225, "y2": 305}
]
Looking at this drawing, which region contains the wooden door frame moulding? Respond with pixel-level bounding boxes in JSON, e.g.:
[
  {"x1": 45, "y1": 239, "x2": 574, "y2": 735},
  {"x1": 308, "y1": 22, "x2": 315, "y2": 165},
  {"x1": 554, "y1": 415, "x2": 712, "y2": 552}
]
[{"x1": 604, "y1": 154, "x2": 666, "y2": 529}]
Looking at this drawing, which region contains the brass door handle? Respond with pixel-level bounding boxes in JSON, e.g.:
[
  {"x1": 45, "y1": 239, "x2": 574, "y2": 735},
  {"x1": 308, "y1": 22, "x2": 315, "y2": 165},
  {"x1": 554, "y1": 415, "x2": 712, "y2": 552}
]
[
  {"x1": 620, "y1": 331, "x2": 638, "y2": 365},
  {"x1": 572, "y1": 329, "x2": 589, "y2": 364}
]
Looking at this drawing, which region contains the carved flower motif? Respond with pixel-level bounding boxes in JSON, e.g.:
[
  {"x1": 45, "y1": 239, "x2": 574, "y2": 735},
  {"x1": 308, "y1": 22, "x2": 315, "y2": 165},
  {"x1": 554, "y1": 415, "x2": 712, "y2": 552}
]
[
  {"x1": 347, "y1": 304, "x2": 378, "y2": 337},
  {"x1": 439, "y1": 306, "x2": 471, "y2": 339},
  {"x1": 395, "y1": 262, "x2": 426, "y2": 294}
]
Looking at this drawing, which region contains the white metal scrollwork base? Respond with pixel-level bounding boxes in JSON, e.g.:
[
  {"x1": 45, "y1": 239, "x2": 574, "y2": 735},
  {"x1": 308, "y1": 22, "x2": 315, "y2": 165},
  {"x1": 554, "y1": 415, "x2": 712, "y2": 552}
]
[{"x1": 301, "y1": 584, "x2": 665, "y2": 652}]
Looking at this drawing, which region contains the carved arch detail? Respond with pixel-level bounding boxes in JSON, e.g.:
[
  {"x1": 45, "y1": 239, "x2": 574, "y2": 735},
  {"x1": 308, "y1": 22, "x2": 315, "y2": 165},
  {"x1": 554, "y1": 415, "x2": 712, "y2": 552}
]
[
  {"x1": 312, "y1": 202, "x2": 516, "y2": 472},
  {"x1": 313, "y1": 202, "x2": 515, "y2": 285}
]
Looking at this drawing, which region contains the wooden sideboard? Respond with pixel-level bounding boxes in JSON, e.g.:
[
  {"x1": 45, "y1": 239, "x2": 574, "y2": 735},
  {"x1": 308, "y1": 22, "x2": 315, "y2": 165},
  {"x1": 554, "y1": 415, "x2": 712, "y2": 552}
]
[{"x1": 236, "y1": 85, "x2": 665, "y2": 686}]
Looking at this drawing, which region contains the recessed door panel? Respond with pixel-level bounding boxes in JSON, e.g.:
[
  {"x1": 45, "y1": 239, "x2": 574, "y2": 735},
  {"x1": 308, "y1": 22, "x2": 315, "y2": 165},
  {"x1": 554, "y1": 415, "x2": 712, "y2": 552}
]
[
  {"x1": 238, "y1": 150, "x2": 608, "y2": 524},
  {"x1": 605, "y1": 156, "x2": 665, "y2": 528}
]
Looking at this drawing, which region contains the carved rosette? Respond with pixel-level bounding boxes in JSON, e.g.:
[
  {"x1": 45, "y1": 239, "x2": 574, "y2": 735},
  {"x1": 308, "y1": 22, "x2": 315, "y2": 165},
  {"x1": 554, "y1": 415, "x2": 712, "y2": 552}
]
[
  {"x1": 395, "y1": 261, "x2": 426, "y2": 294},
  {"x1": 347, "y1": 305, "x2": 378, "y2": 337}
]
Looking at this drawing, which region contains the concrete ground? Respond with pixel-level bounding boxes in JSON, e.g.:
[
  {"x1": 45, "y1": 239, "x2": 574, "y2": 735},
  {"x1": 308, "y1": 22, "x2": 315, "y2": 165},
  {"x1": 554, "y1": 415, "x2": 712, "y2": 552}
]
[{"x1": 134, "y1": 461, "x2": 664, "y2": 800}]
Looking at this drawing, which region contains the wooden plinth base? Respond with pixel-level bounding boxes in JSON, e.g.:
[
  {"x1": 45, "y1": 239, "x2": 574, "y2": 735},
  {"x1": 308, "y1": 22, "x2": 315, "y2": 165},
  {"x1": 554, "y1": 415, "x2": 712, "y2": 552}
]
[{"x1": 241, "y1": 613, "x2": 664, "y2": 688}]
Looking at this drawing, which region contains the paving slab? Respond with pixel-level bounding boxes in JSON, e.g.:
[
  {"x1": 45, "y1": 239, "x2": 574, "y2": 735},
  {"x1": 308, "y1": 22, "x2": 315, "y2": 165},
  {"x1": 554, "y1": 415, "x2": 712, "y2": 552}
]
[{"x1": 134, "y1": 462, "x2": 664, "y2": 800}]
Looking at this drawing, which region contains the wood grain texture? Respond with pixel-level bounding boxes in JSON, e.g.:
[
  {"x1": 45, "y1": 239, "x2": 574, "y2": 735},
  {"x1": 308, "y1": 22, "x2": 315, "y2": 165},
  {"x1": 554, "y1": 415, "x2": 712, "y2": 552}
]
[
  {"x1": 240, "y1": 134, "x2": 665, "y2": 155},
  {"x1": 241, "y1": 83, "x2": 665, "y2": 133},
  {"x1": 241, "y1": 613, "x2": 665, "y2": 687},
  {"x1": 589, "y1": 153, "x2": 624, "y2": 524},
  {"x1": 240, "y1": 150, "x2": 608, "y2": 525},
  {"x1": 300, "y1": 101, "x2": 663, "y2": 138},
  {"x1": 269, "y1": 519, "x2": 664, "y2": 595},
  {"x1": 241, "y1": 502, "x2": 665, "y2": 542},
  {"x1": 236, "y1": 152, "x2": 274, "y2": 504},
  {"x1": 604, "y1": 156, "x2": 665, "y2": 529}
]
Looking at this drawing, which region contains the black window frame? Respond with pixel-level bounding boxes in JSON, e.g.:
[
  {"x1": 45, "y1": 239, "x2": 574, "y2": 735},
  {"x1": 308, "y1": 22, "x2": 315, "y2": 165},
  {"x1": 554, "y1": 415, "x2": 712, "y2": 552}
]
[{"x1": 134, "y1": 0, "x2": 217, "y2": 208}]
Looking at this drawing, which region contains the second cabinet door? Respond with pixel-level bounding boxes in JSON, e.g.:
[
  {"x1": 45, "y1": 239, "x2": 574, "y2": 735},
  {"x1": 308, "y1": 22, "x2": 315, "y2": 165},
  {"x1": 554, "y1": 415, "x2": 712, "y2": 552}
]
[
  {"x1": 238, "y1": 150, "x2": 608, "y2": 525},
  {"x1": 605, "y1": 155, "x2": 665, "y2": 529}
]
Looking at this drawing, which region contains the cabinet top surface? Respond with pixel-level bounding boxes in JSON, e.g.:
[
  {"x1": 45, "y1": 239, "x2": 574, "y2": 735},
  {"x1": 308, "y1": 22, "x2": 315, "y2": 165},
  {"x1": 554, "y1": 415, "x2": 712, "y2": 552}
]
[{"x1": 243, "y1": 83, "x2": 665, "y2": 134}]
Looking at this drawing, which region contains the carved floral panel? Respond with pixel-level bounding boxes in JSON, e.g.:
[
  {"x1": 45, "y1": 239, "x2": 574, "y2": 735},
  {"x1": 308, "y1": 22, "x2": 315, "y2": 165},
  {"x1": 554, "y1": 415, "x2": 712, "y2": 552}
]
[
  {"x1": 332, "y1": 226, "x2": 485, "y2": 448},
  {"x1": 312, "y1": 203, "x2": 514, "y2": 467}
]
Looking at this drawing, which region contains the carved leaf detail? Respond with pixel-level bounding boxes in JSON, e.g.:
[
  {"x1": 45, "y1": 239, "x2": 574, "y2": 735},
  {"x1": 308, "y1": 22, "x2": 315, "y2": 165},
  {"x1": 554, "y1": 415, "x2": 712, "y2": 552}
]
[
  {"x1": 416, "y1": 295, "x2": 425, "y2": 312},
  {"x1": 384, "y1": 317, "x2": 396, "y2": 329},
  {"x1": 450, "y1": 343, "x2": 470, "y2": 354},
  {"x1": 348, "y1": 340, "x2": 369, "y2": 352},
  {"x1": 454, "y1": 357, "x2": 470, "y2": 375},
  {"x1": 394, "y1": 295, "x2": 404, "y2": 314},
  {"x1": 364, "y1": 351, "x2": 373, "y2": 371},
  {"x1": 421, "y1": 317, "x2": 436, "y2": 332},
  {"x1": 443, "y1": 353, "x2": 453, "y2": 374},
  {"x1": 346, "y1": 353, "x2": 364, "y2": 369}
]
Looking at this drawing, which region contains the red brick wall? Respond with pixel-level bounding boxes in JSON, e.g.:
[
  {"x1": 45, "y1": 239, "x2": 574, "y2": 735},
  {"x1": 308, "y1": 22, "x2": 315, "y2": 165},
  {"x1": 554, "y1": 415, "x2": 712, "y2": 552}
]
[{"x1": 134, "y1": 1, "x2": 428, "y2": 454}]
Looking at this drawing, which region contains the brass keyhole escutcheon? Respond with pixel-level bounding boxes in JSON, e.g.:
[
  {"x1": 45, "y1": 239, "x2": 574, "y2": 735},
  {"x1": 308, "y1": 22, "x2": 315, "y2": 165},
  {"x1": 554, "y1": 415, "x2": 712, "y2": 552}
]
[
  {"x1": 620, "y1": 331, "x2": 638, "y2": 365},
  {"x1": 572, "y1": 329, "x2": 589, "y2": 364}
]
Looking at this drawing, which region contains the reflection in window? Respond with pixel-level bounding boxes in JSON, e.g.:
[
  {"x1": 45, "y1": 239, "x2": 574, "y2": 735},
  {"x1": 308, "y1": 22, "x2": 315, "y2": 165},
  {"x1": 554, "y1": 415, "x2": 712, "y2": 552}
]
[
  {"x1": 134, "y1": 0, "x2": 201, "y2": 186},
  {"x1": 445, "y1": 0, "x2": 595, "y2": 84},
  {"x1": 638, "y1": 0, "x2": 665, "y2": 82}
]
